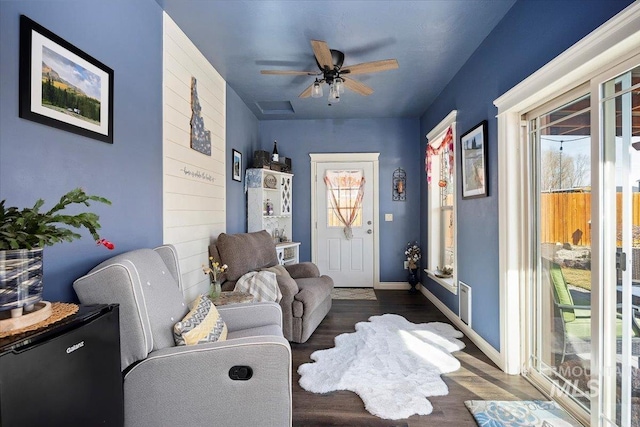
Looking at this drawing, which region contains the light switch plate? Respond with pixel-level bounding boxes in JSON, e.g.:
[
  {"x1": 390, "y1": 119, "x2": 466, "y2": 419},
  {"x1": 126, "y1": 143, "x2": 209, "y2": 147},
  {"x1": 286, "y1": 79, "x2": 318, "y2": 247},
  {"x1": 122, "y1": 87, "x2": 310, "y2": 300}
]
[{"x1": 385, "y1": 213, "x2": 393, "y2": 222}]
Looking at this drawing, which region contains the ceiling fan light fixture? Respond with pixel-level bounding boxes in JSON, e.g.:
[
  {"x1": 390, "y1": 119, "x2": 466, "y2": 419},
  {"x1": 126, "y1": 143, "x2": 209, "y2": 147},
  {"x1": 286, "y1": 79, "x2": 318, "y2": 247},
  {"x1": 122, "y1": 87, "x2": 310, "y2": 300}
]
[
  {"x1": 261, "y1": 40, "x2": 396, "y2": 103},
  {"x1": 311, "y1": 80, "x2": 323, "y2": 98},
  {"x1": 328, "y1": 83, "x2": 340, "y2": 103}
]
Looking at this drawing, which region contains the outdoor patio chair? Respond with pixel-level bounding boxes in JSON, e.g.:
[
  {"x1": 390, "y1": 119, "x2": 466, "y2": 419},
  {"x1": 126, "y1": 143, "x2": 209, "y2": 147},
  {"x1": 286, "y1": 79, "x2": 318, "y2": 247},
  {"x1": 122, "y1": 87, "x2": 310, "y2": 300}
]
[{"x1": 545, "y1": 259, "x2": 640, "y2": 362}]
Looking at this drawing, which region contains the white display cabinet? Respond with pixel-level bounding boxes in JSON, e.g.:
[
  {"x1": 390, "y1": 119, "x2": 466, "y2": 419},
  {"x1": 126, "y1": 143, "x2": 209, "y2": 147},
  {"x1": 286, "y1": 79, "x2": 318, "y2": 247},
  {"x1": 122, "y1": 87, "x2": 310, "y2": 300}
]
[
  {"x1": 275, "y1": 241, "x2": 300, "y2": 265},
  {"x1": 246, "y1": 168, "x2": 300, "y2": 265}
]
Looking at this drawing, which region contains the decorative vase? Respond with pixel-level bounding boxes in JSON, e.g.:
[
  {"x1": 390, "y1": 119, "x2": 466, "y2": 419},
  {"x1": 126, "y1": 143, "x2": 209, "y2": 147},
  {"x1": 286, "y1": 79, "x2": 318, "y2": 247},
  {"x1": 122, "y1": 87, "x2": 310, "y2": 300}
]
[
  {"x1": 0, "y1": 248, "x2": 44, "y2": 314},
  {"x1": 407, "y1": 267, "x2": 419, "y2": 293},
  {"x1": 209, "y1": 281, "x2": 222, "y2": 301}
]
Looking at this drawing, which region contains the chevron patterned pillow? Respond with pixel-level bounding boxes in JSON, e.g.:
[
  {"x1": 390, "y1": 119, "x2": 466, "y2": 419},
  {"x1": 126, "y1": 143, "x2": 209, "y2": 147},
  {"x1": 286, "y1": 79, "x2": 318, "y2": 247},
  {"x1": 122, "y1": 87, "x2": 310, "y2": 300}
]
[{"x1": 173, "y1": 294, "x2": 228, "y2": 346}]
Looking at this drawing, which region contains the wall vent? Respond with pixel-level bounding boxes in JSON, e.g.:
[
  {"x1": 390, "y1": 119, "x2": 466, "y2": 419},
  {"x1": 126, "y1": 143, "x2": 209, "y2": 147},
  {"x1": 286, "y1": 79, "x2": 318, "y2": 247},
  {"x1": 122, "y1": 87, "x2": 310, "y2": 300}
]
[{"x1": 459, "y1": 281, "x2": 471, "y2": 327}]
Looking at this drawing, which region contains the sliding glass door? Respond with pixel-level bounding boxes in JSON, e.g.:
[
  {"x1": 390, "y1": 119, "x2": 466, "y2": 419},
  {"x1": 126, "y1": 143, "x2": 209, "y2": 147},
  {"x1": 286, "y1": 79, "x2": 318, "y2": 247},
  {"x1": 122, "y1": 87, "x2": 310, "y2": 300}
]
[
  {"x1": 526, "y1": 61, "x2": 640, "y2": 426},
  {"x1": 528, "y1": 90, "x2": 594, "y2": 413},
  {"x1": 598, "y1": 64, "x2": 640, "y2": 427}
]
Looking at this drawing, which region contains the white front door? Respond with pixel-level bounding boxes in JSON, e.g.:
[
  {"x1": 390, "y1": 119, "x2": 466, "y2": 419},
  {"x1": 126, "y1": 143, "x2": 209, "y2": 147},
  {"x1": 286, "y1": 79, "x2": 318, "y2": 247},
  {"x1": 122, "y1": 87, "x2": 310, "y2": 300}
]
[{"x1": 311, "y1": 155, "x2": 377, "y2": 287}]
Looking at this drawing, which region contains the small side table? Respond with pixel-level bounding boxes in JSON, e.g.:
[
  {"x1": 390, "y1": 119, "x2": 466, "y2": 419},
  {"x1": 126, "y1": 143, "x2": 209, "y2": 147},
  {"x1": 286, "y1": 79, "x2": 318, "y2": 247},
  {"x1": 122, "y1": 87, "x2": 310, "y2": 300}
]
[{"x1": 213, "y1": 291, "x2": 254, "y2": 306}]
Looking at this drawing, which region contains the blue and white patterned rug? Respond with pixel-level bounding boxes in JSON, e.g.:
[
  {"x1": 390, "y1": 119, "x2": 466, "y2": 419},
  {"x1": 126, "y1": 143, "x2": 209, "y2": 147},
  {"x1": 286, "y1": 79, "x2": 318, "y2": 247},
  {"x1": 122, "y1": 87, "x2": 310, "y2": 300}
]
[{"x1": 465, "y1": 400, "x2": 581, "y2": 427}]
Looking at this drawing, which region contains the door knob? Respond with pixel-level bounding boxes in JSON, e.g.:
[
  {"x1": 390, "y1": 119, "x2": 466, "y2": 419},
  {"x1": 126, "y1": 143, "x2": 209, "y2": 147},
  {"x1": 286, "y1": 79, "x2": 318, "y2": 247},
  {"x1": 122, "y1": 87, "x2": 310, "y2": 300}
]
[
  {"x1": 367, "y1": 220, "x2": 372, "y2": 225},
  {"x1": 367, "y1": 229, "x2": 372, "y2": 234}
]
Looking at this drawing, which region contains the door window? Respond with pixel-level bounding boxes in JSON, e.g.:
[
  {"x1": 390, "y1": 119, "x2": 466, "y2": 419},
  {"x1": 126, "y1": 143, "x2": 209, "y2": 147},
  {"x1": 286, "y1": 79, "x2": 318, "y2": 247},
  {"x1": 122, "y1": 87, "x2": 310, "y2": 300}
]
[{"x1": 324, "y1": 170, "x2": 365, "y2": 232}]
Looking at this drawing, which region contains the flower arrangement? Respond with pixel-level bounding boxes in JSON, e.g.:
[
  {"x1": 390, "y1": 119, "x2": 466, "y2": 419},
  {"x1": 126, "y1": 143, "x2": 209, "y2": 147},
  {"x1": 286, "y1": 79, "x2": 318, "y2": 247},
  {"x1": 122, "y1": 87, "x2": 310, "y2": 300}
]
[
  {"x1": 405, "y1": 241, "x2": 421, "y2": 270},
  {"x1": 202, "y1": 257, "x2": 227, "y2": 284},
  {"x1": 202, "y1": 257, "x2": 228, "y2": 300}
]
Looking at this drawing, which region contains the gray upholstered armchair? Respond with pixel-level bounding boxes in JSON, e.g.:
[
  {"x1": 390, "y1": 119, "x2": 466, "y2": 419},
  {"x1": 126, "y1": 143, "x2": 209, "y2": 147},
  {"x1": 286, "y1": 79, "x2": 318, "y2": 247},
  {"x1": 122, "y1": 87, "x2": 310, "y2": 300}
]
[
  {"x1": 73, "y1": 245, "x2": 292, "y2": 427},
  {"x1": 210, "y1": 231, "x2": 334, "y2": 343}
]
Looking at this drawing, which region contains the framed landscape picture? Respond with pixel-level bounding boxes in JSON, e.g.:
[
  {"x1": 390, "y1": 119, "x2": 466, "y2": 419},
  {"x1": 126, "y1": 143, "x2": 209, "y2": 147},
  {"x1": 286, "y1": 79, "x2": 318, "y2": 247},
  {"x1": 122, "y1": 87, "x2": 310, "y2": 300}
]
[
  {"x1": 19, "y1": 15, "x2": 114, "y2": 143},
  {"x1": 460, "y1": 120, "x2": 488, "y2": 199},
  {"x1": 232, "y1": 149, "x2": 242, "y2": 182}
]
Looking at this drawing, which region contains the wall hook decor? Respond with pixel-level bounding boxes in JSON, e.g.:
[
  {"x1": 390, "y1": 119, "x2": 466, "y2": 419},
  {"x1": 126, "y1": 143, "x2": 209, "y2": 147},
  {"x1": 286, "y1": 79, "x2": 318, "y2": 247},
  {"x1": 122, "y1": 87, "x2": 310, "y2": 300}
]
[{"x1": 392, "y1": 168, "x2": 406, "y2": 201}]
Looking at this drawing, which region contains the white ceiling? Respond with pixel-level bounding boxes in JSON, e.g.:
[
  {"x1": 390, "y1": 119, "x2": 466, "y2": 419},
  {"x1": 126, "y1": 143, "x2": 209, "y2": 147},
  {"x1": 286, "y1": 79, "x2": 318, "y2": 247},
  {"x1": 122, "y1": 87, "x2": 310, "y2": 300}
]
[{"x1": 157, "y1": 0, "x2": 517, "y2": 120}]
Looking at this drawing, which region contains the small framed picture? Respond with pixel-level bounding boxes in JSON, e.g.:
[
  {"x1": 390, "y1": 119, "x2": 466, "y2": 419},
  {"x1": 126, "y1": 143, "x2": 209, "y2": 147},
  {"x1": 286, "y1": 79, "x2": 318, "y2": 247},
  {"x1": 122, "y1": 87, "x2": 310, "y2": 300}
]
[
  {"x1": 19, "y1": 15, "x2": 114, "y2": 143},
  {"x1": 232, "y1": 149, "x2": 242, "y2": 182},
  {"x1": 460, "y1": 120, "x2": 488, "y2": 199}
]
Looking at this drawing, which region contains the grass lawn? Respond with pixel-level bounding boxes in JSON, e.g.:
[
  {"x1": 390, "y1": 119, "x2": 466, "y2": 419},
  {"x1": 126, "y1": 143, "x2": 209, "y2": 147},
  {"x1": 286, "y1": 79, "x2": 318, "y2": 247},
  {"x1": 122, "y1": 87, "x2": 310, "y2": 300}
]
[{"x1": 562, "y1": 267, "x2": 591, "y2": 291}]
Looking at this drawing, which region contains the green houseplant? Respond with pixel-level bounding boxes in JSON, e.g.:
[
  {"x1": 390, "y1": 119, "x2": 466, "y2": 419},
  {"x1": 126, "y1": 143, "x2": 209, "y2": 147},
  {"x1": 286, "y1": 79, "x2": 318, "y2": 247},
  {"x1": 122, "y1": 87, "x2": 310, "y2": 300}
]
[{"x1": 0, "y1": 188, "x2": 112, "y2": 315}]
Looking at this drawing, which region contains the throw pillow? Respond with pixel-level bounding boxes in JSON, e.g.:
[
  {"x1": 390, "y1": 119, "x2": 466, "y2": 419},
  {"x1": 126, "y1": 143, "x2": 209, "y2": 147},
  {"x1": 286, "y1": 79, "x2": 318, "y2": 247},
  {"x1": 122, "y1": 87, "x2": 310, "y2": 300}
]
[
  {"x1": 173, "y1": 295, "x2": 228, "y2": 346},
  {"x1": 261, "y1": 264, "x2": 292, "y2": 279}
]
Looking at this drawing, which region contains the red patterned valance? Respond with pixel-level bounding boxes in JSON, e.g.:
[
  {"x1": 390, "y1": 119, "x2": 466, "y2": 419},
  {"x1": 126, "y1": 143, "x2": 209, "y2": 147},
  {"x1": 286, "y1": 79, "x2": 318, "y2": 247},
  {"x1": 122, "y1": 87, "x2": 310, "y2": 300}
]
[{"x1": 425, "y1": 126, "x2": 454, "y2": 185}]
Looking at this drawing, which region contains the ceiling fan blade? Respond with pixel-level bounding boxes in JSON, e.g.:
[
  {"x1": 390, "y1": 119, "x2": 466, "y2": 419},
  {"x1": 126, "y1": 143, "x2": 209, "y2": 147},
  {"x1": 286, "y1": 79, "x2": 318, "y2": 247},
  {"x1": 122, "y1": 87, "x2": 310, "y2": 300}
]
[
  {"x1": 342, "y1": 77, "x2": 374, "y2": 96},
  {"x1": 311, "y1": 40, "x2": 333, "y2": 70},
  {"x1": 299, "y1": 83, "x2": 314, "y2": 98},
  {"x1": 341, "y1": 59, "x2": 399, "y2": 75},
  {"x1": 261, "y1": 70, "x2": 318, "y2": 75}
]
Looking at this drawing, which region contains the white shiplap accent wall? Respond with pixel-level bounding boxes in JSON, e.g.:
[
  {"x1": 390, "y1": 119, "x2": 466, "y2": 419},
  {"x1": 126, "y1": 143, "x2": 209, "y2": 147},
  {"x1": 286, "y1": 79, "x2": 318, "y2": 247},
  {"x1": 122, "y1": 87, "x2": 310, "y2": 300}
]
[{"x1": 163, "y1": 13, "x2": 226, "y2": 302}]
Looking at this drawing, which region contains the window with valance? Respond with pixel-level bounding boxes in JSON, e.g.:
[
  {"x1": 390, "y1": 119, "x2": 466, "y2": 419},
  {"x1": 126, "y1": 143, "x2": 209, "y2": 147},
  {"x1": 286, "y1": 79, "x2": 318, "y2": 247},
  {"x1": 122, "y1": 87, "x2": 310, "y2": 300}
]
[{"x1": 425, "y1": 112, "x2": 457, "y2": 293}]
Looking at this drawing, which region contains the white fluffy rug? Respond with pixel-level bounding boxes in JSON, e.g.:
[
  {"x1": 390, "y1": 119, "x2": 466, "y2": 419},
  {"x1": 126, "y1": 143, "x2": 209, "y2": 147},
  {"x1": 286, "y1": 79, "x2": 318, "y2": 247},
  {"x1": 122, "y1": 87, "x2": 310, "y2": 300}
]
[{"x1": 298, "y1": 314, "x2": 465, "y2": 420}]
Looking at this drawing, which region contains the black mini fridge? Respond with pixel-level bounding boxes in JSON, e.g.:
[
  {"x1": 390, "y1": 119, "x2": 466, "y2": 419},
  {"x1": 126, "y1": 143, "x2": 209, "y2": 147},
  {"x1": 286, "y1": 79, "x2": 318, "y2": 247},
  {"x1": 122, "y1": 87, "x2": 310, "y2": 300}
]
[{"x1": 0, "y1": 304, "x2": 123, "y2": 426}]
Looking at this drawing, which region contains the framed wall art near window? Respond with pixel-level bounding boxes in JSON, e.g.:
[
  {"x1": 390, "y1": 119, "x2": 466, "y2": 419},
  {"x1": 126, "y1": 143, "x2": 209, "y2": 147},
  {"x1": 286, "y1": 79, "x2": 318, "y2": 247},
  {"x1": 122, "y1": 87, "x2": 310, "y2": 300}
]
[
  {"x1": 232, "y1": 149, "x2": 242, "y2": 182},
  {"x1": 460, "y1": 120, "x2": 488, "y2": 199},
  {"x1": 19, "y1": 15, "x2": 114, "y2": 144}
]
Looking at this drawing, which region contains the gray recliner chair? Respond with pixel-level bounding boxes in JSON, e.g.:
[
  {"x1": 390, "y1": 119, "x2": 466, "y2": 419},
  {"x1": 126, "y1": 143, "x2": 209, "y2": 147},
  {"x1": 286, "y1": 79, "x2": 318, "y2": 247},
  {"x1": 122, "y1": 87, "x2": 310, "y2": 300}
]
[{"x1": 73, "y1": 245, "x2": 292, "y2": 427}]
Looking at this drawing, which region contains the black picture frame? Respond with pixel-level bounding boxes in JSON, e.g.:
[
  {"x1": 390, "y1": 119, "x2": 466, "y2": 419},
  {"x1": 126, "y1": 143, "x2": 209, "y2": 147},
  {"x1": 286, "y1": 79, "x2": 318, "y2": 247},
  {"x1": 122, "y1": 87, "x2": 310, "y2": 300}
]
[
  {"x1": 19, "y1": 15, "x2": 114, "y2": 144},
  {"x1": 232, "y1": 149, "x2": 242, "y2": 182},
  {"x1": 460, "y1": 120, "x2": 488, "y2": 199}
]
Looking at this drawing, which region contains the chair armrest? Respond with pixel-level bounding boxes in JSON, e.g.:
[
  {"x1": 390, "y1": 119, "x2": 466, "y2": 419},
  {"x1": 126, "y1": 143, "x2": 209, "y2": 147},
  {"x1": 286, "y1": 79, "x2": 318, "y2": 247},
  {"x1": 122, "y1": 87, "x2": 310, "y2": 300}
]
[
  {"x1": 557, "y1": 304, "x2": 591, "y2": 310},
  {"x1": 217, "y1": 302, "x2": 283, "y2": 331},
  {"x1": 276, "y1": 274, "x2": 300, "y2": 299},
  {"x1": 285, "y1": 262, "x2": 320, "y2": 279},
  {"x1": 123, "y1": 336, "x2": 292, "y2": 427}
]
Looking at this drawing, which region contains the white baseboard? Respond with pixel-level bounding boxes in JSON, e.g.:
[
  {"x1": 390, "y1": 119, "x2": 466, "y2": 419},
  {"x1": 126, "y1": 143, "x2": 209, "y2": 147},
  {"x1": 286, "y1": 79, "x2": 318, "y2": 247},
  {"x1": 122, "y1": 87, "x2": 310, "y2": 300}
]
[
  {"x1": 420, "y1": 286, "x2": 506, "y2": 372},
  {"x1": 376, "y1": 281, "x2": 415, "y2": 290}
]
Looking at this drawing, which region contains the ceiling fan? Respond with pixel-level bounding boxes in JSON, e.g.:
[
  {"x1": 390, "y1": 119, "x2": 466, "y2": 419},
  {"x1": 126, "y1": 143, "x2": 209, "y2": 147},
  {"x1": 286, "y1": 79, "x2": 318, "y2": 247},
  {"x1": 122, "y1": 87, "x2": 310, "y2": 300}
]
[{"x1": 260, "y1": 40, "x2": 399, "y2": 103}]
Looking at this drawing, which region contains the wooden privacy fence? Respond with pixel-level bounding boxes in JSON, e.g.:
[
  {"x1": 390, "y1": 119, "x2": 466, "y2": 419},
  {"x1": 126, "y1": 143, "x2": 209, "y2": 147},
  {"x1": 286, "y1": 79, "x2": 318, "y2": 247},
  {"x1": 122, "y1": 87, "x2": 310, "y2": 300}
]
[{"x1": 540, "y1": 193, "x2": 640, "y2": 246}]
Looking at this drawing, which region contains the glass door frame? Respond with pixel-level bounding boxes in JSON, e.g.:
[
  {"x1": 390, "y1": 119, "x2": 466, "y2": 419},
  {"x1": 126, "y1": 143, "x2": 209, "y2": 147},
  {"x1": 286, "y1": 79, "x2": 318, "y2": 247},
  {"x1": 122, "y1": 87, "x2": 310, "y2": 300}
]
[
  {"x1": 590, "y1": 52, "x2": 640, "y2": 427},
  {"x1": 523, "y1": 84, "x2": 594, "y2": 426},
  {"x1": 522, "y1": 53, "x2": 640, "y2": 427}
]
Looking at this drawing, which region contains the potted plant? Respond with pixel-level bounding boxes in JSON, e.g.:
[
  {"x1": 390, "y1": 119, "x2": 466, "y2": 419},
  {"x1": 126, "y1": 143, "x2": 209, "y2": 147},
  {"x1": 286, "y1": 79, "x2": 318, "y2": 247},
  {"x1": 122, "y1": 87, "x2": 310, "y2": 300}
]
[{"x1": 0, "y1": 188, "x2": 113, "y2": 317}]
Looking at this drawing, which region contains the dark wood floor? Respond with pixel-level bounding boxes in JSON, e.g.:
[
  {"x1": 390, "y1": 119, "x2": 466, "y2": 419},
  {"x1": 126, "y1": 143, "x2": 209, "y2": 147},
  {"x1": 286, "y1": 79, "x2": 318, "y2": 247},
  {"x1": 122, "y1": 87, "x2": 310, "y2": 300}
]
[{"x1": 291, "y1": 290, "x2": 545, "y2": 427}]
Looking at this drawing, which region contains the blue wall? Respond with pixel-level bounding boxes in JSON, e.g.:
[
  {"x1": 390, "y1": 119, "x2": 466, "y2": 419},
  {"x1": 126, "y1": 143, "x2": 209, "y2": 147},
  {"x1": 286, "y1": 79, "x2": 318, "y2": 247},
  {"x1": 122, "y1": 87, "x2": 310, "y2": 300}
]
[
  {"x1": 259, "y1": 118, "x2": 420, "y2": 282},
  {"x1": 225, "y1": 85, "x2": 259, "y2": 234},
  {"x1": 0, "y1": 0, "x2": 164, "y2": 302},
  {"x1": 419, "y1": 0, "x2": 634, "y2": 350},
  {"x1": 1, "y1": 0, "x2": 634, "y2": 351}
]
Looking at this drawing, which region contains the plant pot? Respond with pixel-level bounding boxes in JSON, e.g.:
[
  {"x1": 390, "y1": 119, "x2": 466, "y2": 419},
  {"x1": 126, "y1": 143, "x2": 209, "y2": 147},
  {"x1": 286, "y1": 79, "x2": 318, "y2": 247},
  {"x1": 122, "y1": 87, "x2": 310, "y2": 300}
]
[
  {"x1": 407, "y1": 268, "x2": 419, "y2": 293},
  {"x1": 0, "y1": 248, "x2": 44, "y2": 313}
]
